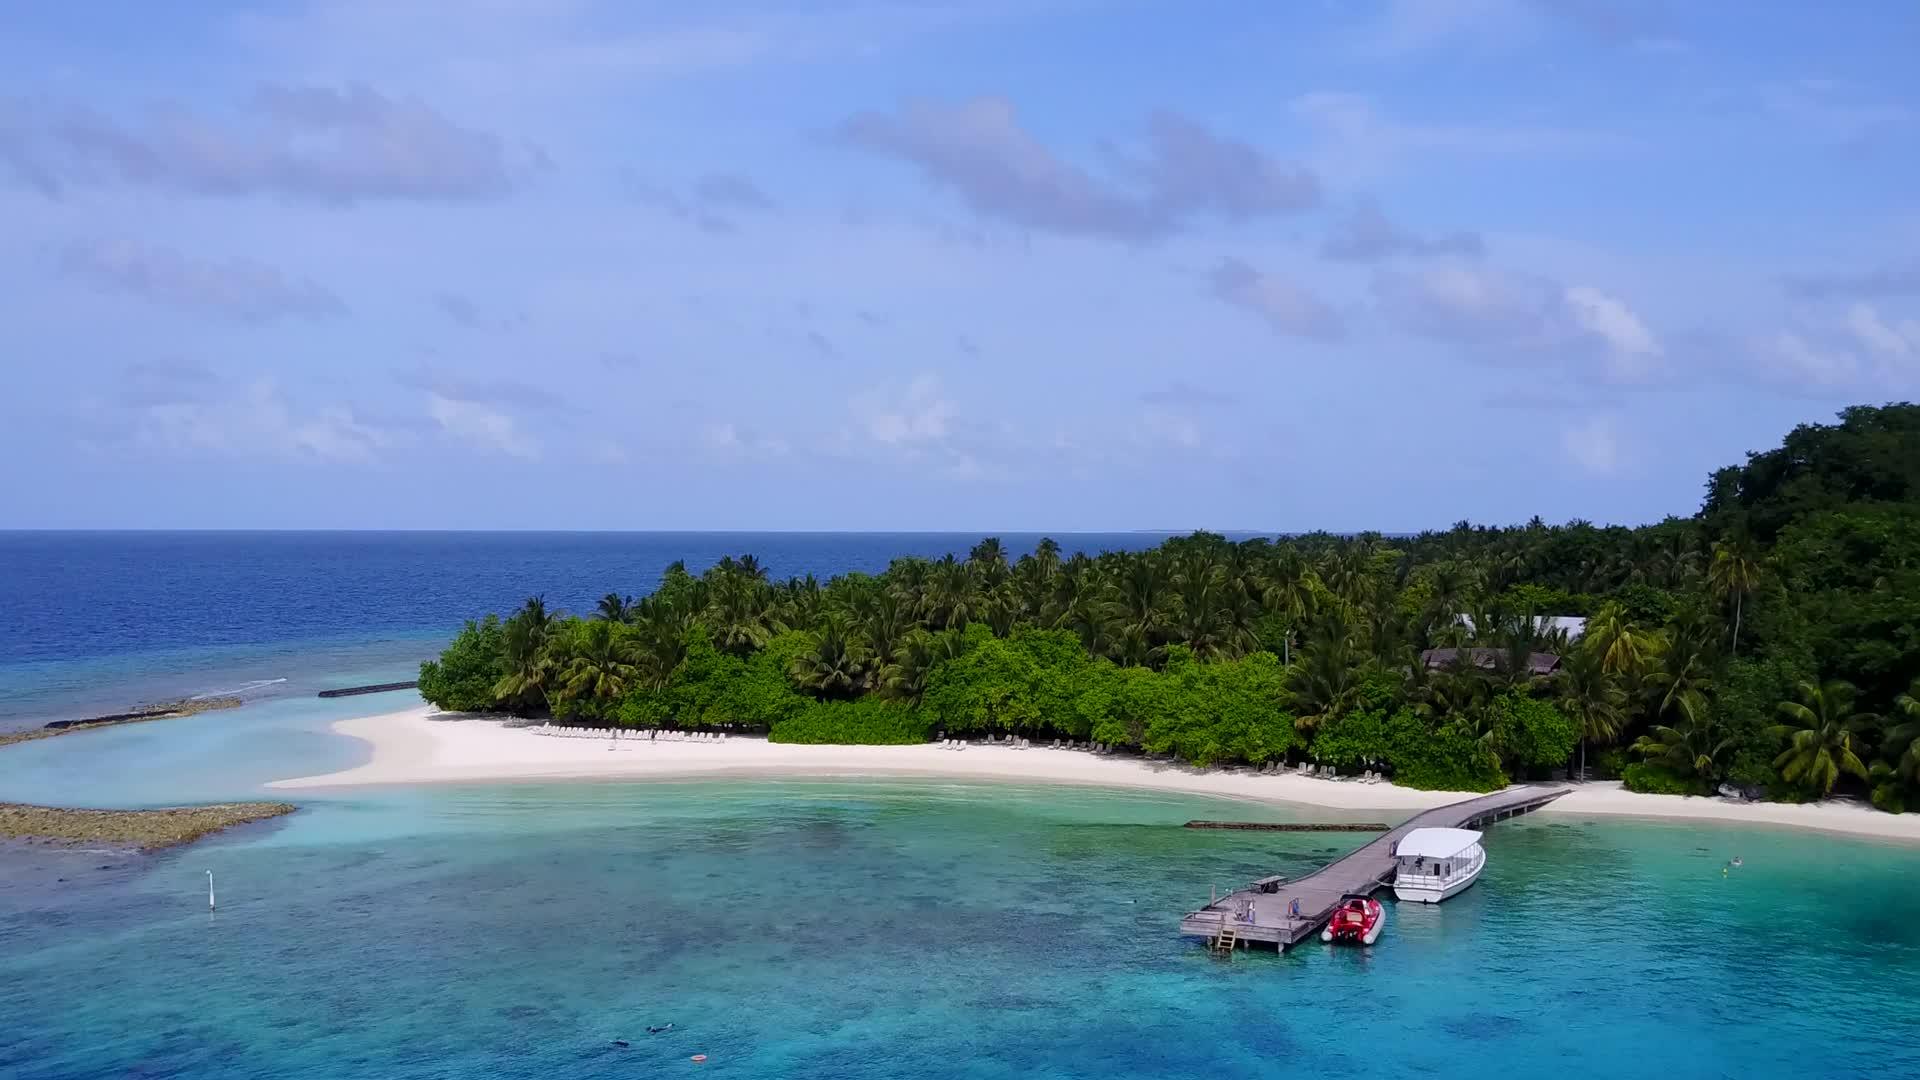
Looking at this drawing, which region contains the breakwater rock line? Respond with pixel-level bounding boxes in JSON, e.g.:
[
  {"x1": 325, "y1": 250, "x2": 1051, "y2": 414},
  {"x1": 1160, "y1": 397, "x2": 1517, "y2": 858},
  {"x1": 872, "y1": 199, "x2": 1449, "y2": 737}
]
[{"x1": 0, "y1": 697, "x2": 244, "y2": 749}]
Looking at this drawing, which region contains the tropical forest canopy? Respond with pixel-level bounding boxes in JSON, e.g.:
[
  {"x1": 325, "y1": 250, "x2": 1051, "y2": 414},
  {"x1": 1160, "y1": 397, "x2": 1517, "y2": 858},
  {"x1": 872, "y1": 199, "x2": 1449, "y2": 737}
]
[{"x1": 421, "y1": 403, "x2": 1920, "y2": 812}]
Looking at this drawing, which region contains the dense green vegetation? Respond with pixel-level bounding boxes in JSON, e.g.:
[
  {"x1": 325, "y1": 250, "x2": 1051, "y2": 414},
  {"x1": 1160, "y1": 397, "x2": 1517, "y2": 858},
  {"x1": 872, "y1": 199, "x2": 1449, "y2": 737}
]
[{"x1": 421, "y1": 404, "x2": 1920, "y2": 810}]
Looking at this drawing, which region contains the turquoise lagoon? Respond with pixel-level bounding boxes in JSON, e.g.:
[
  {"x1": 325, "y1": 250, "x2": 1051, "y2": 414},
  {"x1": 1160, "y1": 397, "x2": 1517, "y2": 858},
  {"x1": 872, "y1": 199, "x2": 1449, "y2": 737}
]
[{"x1": 4, "y1": 698, "x2": 1919, "y2": 1080}]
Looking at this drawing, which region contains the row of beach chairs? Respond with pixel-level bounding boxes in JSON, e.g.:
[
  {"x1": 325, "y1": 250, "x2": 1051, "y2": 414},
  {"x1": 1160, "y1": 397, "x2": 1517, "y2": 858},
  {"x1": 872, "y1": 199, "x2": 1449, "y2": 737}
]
[
  {"x1": 938, "y1": 736, "x2": 1037, "y2": 750},
  {"x1": 1257, "y1": 760, "x2": 1387, "y2": 783},
  {"x1": 937, "y1": 737, "x2": 1120, "y2": 752},
  {"x1": 532, "y1": 724, "x2": 731, "y2": 743}
]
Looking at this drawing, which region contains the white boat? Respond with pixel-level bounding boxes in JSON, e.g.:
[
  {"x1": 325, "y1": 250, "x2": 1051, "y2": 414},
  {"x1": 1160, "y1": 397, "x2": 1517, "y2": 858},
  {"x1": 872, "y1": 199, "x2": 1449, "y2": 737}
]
[{"x1": 1391, "y1": 827, "x2": 1485, "y2": 903}]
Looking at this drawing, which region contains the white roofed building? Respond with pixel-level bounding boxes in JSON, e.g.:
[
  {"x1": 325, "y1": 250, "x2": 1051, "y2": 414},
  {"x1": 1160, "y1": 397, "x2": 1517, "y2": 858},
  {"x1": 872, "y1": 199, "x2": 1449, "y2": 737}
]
[{"x1": 1453, "y1": 614, "x2": 1586, "y2": 640}]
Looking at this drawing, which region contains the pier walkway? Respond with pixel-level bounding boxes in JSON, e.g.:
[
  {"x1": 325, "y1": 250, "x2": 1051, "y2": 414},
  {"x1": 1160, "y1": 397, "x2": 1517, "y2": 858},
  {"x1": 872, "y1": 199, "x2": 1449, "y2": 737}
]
[{"x1": 1178, "y1": 785, "x2": 1568, "y2": 950}]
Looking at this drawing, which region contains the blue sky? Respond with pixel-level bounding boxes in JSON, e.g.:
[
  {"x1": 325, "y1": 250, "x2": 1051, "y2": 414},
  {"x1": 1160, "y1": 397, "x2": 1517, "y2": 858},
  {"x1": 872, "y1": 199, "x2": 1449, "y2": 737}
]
[{"x1": 2, "y1": 0, "x2": 1915, "y2": 531}]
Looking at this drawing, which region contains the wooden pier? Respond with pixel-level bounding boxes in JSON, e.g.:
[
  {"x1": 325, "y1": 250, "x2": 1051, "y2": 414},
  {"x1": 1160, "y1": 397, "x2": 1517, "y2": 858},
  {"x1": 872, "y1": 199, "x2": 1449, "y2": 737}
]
[
  {"x1": 1178, "y1": 786, "x2": 1569, "y2": 951},
  {"x1": 1183, "y1": 821, "x2": 1389, "y2": 832}
]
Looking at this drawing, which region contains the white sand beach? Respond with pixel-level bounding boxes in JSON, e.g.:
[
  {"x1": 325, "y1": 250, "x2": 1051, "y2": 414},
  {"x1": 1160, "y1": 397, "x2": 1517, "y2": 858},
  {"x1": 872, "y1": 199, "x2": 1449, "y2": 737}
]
[{"x1": 272, "y1": 705, "x2": 1920, "y2": 842}]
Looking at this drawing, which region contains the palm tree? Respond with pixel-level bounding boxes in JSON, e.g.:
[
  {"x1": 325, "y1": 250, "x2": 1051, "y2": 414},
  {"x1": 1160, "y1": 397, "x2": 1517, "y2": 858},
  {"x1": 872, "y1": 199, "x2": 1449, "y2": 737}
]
[
  {"x1": 1420, "y1": 659, "x2": 1493, "y2": 743},
  {"x1": 1869, "y1": 678, "x2": 1920, "y2": 812},
  {"x1": 559, "y1": 620, "x2": 639, "y2": 706},
  {"x1": 1170, "y1": 552, "x2": 1238, "y2": 660},
  {"x1": 708, "y1": 573, "x2": 776, "y2": 655},
  {"x1": 1058, "y1": 582, "x2": 1114, "y2": 657},
  {"x1": 1111, "y1": 555, "x2": 1170, "y2": 646},
  {"x1": 1630, "y1": 697, "x2": 1733, "y2": 784},
  {"x1": 1320, "y1": 546, "x2": 1372, "y2": 609},
  {"x1": 514, "y1": 595, "x2": 554, "y2": 631},
  {"x1": 1555, "y1": 646, "x2": 1626, "y2": 779},
  {"x1": 777, "y1": 574, "x2": 824, "y2": 628},
  {"x1": 1258, "y1": 546, "x2": 1318, "y2": 646},
  {"x1": 880, "y1": 629, "x2": 964, "y2": 703},
  {"x1": 982, "y1": 583, "x2": 1022, "y2": 638},
  {"x1": 1641, "y1": 607, "x2": 1718, "y2": 723},
  {"x1": 1585, "y1": 602, "x2": 1658, "y2": 678},
  {"x1": 1708, "y1": 539, "x2": 1762, "y2": 657},
  {"x1": 595, "y1": 593, "x2": 635, "y2": 623},
  {"x1": 1770, "y1": 679, "x2": 1873, "y2": 795},
  {"x1": 1485, "y1": 612, "x2": 1565, "y2": 692},
  {"x1": 631, "y1": 603, "x2": 690, "y2": 690},
  {"x1": 1287, "y1": 615, "x2": 1367, "y2": 732},
  {"x1": 789, "y1": 617, "x2": 869, "y2": 699},
  {"x1": 493, "y1": 609, "x2": 556, "y2": 715},
  {"x1": 887, "y1": 557, "x2": 933, "y2": 619},
  {"x1": 1011, "y1": 555, "x2": 1053, "y2": 622},
  {"x1": 1421, "y1": 560, "x2": 1483, "y2": 642},
  {"x1": 1033, "y1": 537, "x2": 1061, "y2": 575},
  {"x1": 967, "y1": 537, "x2": 1009, "y2": 577},
  {"x1": 927, "y1": 556, "x2": 978, "y2": 630},
  {"x1": 856, "y1": 588, "x2": 915, "y2": 667}
]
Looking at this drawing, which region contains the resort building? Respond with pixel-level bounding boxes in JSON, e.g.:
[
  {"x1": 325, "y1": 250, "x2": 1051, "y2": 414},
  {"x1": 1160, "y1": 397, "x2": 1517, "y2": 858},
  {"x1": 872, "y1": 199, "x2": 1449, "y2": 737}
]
[
  {"x1": 1419, "y1": 648, "x2": 1562, "y2": 677},
  {"x1": 1452, "y1": 614, "x2": 1587, "y2": 640}
]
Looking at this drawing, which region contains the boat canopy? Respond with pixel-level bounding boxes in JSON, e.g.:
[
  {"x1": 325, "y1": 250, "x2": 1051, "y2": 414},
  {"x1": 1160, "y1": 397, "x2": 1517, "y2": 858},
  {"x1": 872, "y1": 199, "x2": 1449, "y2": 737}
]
[{"x1": 1396, "y1": 827, "x2": 1482, "y2": 859}]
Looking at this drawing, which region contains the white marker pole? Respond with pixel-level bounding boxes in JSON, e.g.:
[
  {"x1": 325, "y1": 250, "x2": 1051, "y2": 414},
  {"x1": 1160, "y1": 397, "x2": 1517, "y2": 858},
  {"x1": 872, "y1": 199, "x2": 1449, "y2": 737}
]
[{"x1": 207, "y1": 870, "x2": 216, "y2": 911}]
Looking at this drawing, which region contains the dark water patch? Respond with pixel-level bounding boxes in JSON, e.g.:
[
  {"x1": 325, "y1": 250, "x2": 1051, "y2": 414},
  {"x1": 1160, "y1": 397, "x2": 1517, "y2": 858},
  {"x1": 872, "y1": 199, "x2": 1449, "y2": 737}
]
[{"x1": 1437, "y1": 1012, "x2": 1528, "y2": 1040}]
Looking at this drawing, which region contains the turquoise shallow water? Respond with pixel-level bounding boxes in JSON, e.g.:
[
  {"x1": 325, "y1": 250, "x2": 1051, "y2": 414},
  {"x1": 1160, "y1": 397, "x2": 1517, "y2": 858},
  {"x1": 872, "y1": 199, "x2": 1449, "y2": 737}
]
[{"x1": 4, "y1": 776, "x2": 1918, "y2": 1080}]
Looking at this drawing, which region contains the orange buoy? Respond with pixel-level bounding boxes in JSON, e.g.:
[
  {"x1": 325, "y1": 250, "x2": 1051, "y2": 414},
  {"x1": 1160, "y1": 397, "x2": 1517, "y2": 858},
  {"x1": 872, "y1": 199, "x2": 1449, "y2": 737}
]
[{"x1": 691, "y1": 1055, "x2": 707, "y2": 1063}]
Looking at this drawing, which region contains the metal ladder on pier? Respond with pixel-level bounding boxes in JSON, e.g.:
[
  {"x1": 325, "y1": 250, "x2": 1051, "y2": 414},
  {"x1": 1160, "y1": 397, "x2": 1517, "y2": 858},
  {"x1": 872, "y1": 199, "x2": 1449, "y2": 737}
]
[{"x1": 1209, "y1": 922, "x2": 1239, "y2": 958}]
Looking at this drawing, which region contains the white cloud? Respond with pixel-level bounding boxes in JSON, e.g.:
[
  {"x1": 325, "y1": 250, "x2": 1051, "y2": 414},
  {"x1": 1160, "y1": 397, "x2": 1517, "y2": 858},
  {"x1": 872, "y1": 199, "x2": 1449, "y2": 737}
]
[
  {"x1": 700, "y1": 421, "x2": 792, "y2": 463},
  {"x1": 427, "y1": 392, "x2": 538, "y2": 458},
  {"x1": 1752, "y1": 305, "x2": 1920, "y2": 394},
  {"x1": 1209, "y1": 258, "x2": 1345, "y2": 340},
  {"x1": 1360, "y1": 0, "x2": 1519, "y2": 56},
  {"x1": 1844, "y1": 303, "x2": 1918, "y2": 358},
  {"x1": 1372, "y1": 263, "x2": 1560, "y2": 346},
  {"x1": 1762, "y1": 332, "x2": 1861, "y2": 389},
  {"x1": 61, "y1": 238, "x2": 346, "y2": 323},
  {"x1": 1560, "y1": 415, "x2": 1619, "y2": 475},
  {"x1": 858, "y1": 373, "x2": 955, "y2": 446},
  {"x1": 3, "y1": 84, "x2": 525, "y2": 204},
  {"x1": 1375, "y1": 264, "x2": 1663, "y2": 382},
  {"x1": 1289, "y1": 91, "x2": 1630, "y2": 180},
  {"x1": 1320, "y1": 201, "x2": 1482, "y2": 262},
  {"x1": 124, "y1": 380, "x2": 393, "y2": 462},
  {"x1": 1564, "y1": 284, "x2": 1662, "y2": 378},
  {"x1": 839, "y1": 99, "x2": 1317, "y2": 241}
]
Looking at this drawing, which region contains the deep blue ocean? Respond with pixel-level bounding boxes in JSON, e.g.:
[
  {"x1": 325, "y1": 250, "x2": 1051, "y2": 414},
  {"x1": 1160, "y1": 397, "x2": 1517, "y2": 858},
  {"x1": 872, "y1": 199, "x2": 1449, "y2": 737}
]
[
  {"x1": 0, "y1": 531, "x2": 1177, "y2": 729},
  {"x1": 3, "y1": 532, "x2": 1918, "y2": 1080}
]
